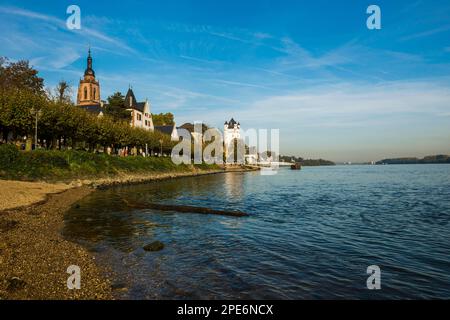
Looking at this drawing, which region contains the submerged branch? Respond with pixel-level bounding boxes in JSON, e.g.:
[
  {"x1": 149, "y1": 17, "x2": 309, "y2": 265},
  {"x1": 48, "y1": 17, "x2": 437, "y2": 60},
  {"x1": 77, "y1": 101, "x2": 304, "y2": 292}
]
[{"x1": 120, "y1": 198, "x2": 248, "y2": 217}]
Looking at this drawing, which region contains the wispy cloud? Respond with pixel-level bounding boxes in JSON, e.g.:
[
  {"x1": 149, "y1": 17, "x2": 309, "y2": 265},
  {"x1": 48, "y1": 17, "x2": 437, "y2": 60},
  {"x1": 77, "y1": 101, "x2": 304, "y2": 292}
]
[
  {"x1": 400, "y1": 24, "x2": 450, "y2": 41},
  {"x1": 0, "y1": 6, "x2": 135, "y2": 53},
  {"x1": 215, "y1": 80, "x2": 275, "y2": 90}
]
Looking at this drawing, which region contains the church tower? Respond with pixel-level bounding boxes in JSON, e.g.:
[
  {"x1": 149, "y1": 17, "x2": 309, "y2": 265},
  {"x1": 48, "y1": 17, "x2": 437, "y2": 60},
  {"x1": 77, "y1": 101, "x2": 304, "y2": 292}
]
[{"x1": 77, "y1": 48, "x2": 101, "y2": 106}]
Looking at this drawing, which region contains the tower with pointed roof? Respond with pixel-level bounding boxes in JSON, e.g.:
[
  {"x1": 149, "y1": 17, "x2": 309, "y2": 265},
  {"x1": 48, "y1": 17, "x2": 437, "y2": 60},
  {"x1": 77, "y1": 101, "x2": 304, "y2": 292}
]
[
  {"x1": 123, "y1": 87, "x2": 154, "y2": 131},
  {"x1": 77, "y1": 48, "x2": 101, "y2": 107},
  {"x1": 224, "y1": 118, "x2": 241, "y2": 162}
]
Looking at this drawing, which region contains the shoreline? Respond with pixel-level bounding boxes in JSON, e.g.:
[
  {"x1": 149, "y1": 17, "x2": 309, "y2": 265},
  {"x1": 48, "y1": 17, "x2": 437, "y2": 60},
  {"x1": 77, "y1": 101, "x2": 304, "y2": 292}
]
[{"x1": 0, "y1": 167, "x2": 256, "y2": 300}]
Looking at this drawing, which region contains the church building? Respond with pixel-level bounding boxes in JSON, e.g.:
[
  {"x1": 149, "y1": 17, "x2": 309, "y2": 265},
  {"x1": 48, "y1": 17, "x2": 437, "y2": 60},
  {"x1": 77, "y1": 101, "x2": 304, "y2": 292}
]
[
  {"x1": 75, "y1": 49, "x2": 184, "y2": 143},
  {"x1": 76, "y1": 49, "x2": 154, "y2": 131},
  {"x1": 77, "y1": 48, "x2": 101, "y2": 109}
]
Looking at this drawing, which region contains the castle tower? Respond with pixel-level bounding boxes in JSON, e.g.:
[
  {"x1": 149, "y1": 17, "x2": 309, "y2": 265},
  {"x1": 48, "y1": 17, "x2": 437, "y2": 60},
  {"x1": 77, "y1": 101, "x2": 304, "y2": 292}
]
[
  {"x1": 77, "y1": 48, "x2": 101, "y2": 106},
  {"x1": 224, "y1": 118, "x2": 241, "y2": 163}
]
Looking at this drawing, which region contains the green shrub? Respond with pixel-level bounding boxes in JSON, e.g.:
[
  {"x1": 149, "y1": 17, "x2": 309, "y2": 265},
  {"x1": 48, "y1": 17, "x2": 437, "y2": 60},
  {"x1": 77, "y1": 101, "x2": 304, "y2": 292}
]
[
  {"x1": 22, "y1": 150, "x2": 69, "y2": 169},
  {"x1": 0, "y1": 144, "x2": 19, "y2": 168},
  {"x1": 0, "y1": 149, "x2": 219, "y2": 181}
]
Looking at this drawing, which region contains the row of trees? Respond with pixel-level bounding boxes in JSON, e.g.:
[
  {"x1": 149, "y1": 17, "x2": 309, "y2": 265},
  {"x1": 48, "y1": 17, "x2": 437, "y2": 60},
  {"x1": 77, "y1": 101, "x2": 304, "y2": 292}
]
[{"x1": 0, "y1": 58, "x2": 175, "y2": 154}]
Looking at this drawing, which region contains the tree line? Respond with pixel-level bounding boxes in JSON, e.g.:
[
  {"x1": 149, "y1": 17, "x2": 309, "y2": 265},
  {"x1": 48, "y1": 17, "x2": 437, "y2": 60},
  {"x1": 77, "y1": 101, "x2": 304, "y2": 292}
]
[{"x1": 0, "y1": 58, "x2": 175, "y2": 154}]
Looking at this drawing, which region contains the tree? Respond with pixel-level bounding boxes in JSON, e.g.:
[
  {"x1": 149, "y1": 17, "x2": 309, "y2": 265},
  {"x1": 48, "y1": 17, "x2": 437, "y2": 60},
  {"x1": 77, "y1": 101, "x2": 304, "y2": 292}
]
[
  {"x1": 0, "y1": 58, "x2": 44, "y2": 94},
  {"x1": 0, "y1": 57, "x2": 177, "y2": 154},
  {"x1": 0, "y1": 58, "x2": 46, "y2": 143},
  {"x1": 105, "y1": 92, "x2": 131, "y2": 121},
  {"x1": 53, "y1": 80, "x2": 72, "y2": 103},
  {"x1": 153, "y1": 112, "x2": 174, "y2": 126}
]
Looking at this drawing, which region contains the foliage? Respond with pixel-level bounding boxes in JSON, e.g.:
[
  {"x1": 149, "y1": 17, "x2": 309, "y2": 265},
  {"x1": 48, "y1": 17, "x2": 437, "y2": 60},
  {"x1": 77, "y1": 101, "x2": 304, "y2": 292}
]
[
  {"x1": 300, "y1": 159, "x2": 335, "y2": 166},
  {"x1": 0, "y1": 87, "x2": 46, "y2": 137},
  {"x1": 376, "y1": 155, "x2": 450, "y2": 165},
  {"x1": 280, "y1": 155, "x2": 335, "y2": 166},
  {"x1": 105, "y1": 92, "x2": 131, "y2": 121},
  {"x1": 0, "y1": 58, "x2": 175, "y2": 153},
  {"x1": 50, "y1": 80, "x2": 73, "y2": 103},
  {"x1": 0, "y1": 58, "x2": 44, "y2": 94},
  {"x1": 0, "y1": 143, "x2": 19, "y2": 168},
  {"x1": 152, "y1": 112, "x2": 174, "y2": 126}
]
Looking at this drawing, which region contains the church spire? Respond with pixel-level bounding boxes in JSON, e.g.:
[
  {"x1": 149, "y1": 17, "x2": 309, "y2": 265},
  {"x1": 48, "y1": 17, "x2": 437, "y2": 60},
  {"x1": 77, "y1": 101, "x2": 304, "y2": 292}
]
[{"x1": 84, "y1": 47, "x2": 95, "y2": 77}]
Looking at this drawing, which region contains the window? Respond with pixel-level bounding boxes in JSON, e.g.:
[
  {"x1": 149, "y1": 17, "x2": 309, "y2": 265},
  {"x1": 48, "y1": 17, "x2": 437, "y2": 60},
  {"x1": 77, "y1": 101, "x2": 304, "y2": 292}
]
[
  {"x1": 137, "y1": 114, "x2": 142, "y2": 121},
  {"x1": 84, "y1": 87, "x2": 87, "y2": 100},
  {"x1": 93, "y1": 88, "x2": 96, "y2": 100}
]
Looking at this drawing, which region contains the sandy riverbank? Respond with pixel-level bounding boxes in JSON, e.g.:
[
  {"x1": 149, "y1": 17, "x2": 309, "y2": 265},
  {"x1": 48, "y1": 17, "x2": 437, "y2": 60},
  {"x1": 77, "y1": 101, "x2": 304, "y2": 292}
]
[
  {"x1": 0, "y1": 167, "x2": 254, "y2": 300},
  {"x1": 0, "y1": 180, "x2": 72, "y2": 211},
  {"x1": 0, "y1": 186, "x2": 112, "y2": 300}
]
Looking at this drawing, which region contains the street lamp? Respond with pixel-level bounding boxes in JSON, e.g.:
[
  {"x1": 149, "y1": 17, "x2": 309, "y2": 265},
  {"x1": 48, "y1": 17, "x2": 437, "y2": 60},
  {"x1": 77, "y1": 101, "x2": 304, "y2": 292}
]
[
  {"x1": 30, "y1": 108, "x2": 42, "y2": 150},
  {"x1": 159, "y1": 139, "x2": 163, "y2": 157}
]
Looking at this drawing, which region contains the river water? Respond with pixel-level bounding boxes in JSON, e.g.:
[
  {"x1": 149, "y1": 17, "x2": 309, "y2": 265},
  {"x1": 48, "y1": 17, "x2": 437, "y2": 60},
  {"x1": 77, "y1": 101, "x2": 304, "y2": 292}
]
[{"x1": 63, "y1": 165, "x2": 450, "y2": 299}]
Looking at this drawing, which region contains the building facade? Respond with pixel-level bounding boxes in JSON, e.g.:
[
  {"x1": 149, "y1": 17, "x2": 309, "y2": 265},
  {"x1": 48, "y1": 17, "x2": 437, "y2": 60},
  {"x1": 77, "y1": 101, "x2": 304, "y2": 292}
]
[
  {"x1": 124, "y1": 88, "x2": 154, "y2": 131},
  {"x1": 224, "y1": 118, "x2": 241, "y2": 162},
  {"x1": 224, "y1": 118, "x2": 241, "y2": 147}
]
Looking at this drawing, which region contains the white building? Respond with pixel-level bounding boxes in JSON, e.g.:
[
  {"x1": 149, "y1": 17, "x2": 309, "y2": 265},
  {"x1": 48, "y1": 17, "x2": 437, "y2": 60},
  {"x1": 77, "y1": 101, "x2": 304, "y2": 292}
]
[
  {"x1": 224, "y1": 118, "x2": 242, "y2": 163},
  {"x1": 224, "y1": 118, "x2": 241, "y2": 147},
  {"x1": 124, "y1": 88, "x2": 154, "y2": 131}
]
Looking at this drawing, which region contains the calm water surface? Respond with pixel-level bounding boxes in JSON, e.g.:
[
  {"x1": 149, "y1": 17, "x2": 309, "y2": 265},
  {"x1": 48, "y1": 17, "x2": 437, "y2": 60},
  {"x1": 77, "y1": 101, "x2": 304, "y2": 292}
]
[{"x1": 63, "y1": 165, "x2": 450, "y2": 299}]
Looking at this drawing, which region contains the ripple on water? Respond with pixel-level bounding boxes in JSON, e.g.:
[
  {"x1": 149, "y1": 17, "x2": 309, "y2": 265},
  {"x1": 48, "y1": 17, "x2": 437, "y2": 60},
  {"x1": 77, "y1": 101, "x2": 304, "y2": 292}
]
[{"x1": 63, "y1": 165, "x2": 450, "y2": 299}]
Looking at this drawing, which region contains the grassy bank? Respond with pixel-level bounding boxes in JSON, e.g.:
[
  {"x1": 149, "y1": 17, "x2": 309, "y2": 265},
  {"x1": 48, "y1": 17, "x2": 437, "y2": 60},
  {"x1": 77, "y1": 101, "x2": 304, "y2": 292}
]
[{"x1": 0, "y1": 145, "x2": 219, "y2": 182}]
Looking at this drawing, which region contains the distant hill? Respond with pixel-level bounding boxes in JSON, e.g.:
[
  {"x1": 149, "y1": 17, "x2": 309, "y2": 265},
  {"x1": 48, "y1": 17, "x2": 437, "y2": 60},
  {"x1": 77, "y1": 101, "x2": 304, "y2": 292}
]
[
  {"x1": 280, "y1": 155, "x2": 335, "y2": 166},
  {"x1": 376, "y1": 155, "x2": 450, "y2": 165}
]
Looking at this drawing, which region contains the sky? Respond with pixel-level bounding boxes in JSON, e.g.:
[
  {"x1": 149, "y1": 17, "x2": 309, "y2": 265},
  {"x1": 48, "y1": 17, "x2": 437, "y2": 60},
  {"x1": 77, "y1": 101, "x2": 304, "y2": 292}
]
[{"x1": 0, "y1": 0, "x2": 449, "y2": 162}]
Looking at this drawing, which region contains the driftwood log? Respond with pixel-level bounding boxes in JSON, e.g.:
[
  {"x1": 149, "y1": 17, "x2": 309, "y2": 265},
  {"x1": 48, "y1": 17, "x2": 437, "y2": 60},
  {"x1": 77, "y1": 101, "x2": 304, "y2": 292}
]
[{"x1": 120, "y1": 198, "x2": 248, "y2": 217}]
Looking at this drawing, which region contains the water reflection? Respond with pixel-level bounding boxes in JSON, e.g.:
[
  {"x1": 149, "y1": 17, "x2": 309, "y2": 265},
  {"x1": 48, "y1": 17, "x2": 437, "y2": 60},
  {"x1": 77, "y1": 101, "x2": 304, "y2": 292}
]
[{"x1": 223, "y1": 172, "x2": 245, "y2": 200}]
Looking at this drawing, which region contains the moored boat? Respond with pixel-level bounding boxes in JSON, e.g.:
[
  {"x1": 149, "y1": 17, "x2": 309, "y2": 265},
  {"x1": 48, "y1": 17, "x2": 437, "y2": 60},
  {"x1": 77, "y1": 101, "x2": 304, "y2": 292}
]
[{"x1": 291, "y1": 163, "x2": 302, "y2": 170}]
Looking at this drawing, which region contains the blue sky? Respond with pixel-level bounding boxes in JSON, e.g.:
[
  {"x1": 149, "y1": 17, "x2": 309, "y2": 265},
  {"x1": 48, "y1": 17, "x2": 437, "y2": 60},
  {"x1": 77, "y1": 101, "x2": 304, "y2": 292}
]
[{"x1": 1, "y1": 0, "x2": 450, "y2": 162}]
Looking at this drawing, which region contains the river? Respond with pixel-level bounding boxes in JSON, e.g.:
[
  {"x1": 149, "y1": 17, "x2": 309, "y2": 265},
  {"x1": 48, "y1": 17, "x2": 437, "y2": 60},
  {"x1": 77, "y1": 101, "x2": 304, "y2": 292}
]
[{"x1": 63, "y1": 164, "x2": 450, "y2": 299}]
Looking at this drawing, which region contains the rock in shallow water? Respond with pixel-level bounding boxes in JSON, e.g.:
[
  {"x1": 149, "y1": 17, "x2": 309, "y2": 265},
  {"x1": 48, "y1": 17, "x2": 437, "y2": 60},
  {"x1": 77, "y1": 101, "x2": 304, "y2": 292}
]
[
  {"x1": 0, "y1": 219, "x2": 19, "y2": 232},
  {"x1": 7, "y1": 277, "x2": 27, "y2": 292},
  {"x1": 143, "y1": 241, "x2": 164, "y2": 252}
]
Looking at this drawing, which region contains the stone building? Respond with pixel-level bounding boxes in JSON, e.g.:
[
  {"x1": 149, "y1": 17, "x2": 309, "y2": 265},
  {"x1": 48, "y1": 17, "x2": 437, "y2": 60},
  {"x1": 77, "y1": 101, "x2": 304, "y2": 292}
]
[{"x1": 77, "y1": 48, "x2": 101, "y2": 108}]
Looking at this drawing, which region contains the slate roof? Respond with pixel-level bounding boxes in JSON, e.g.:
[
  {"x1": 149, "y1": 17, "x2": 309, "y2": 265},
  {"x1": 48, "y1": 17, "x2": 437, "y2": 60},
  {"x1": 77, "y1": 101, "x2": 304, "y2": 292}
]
[
  {"x1": 155, "y1": 125, "x2": 175, "y2": 135},
  {"x1": 124, "y1": 88, "x2": 146, "y2": 112},
  {"x1": 124, "y1": 88, "x2": 138, "y2": 108},
  {"x1": 136, "y1": 102, "x2": 146, "y2": 113},
  {"x1": 79, "y1": 104, "x2": 103, "y2": 115},
  {"x1": 225, "y1": 118, "x2": 239, "y2": 129}
]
